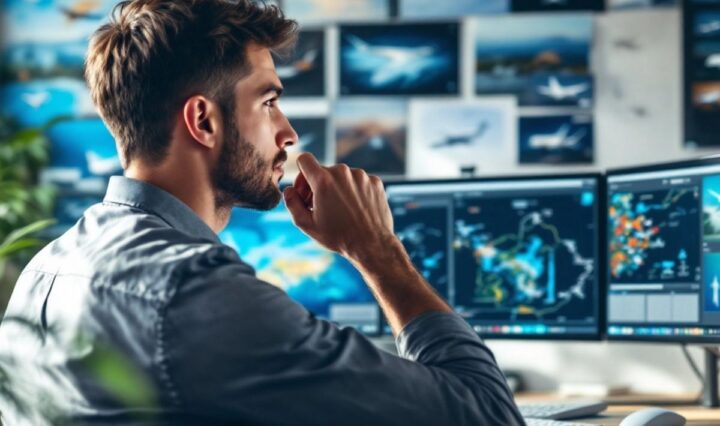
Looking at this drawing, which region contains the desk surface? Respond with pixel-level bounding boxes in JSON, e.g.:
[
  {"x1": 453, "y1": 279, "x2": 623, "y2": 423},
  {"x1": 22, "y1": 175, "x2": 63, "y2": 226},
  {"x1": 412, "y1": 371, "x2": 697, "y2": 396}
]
[{"x1": 515, "y1": 393, "x2": 720, "y2": 426}]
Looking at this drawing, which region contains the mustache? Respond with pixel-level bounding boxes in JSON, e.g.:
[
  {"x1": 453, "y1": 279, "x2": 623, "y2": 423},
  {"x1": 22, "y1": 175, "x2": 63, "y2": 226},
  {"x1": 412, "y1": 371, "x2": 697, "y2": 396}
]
[{"x1": 274, "y1": 150, "x2": 288, "y2": 167}]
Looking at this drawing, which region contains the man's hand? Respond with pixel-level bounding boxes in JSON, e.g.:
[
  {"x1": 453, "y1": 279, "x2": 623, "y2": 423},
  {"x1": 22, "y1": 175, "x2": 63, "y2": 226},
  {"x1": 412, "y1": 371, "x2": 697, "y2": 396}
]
[
  {"x1": 283, "y1": 153, "x2": 451, "y2": 335},
  {"x1": 283, "y1": 153, "x2": 397, "y2": 264}
]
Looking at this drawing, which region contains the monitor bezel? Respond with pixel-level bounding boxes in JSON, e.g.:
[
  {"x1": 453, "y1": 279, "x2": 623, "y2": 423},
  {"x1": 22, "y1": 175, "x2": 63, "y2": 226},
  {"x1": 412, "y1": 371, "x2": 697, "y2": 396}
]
[
  {"x1": 383, "y1": 172, "x2": 606, "y2": 342},
  {"x1": 605, "y1": 155, "x2": 720, "y2": 344}
]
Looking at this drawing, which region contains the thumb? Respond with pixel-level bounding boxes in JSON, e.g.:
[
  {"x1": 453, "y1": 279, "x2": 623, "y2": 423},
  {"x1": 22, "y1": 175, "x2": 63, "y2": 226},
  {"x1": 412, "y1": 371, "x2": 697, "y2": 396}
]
[{"x1": 284, "y1": 186, "x2": 314, "y2": 234}]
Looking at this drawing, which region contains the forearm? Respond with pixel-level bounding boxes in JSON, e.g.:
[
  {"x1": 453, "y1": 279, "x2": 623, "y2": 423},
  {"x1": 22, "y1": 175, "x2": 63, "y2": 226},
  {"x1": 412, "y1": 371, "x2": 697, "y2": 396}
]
[{"x1": 350, "y1": 235, "x2": 452, "y2": 336}]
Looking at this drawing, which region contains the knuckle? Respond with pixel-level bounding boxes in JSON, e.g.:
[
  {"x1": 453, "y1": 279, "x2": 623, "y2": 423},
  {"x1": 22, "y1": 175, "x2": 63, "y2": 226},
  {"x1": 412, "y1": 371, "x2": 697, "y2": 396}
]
[{"x1": 334, "y1": 163, "x2": 351, "y2": 175}]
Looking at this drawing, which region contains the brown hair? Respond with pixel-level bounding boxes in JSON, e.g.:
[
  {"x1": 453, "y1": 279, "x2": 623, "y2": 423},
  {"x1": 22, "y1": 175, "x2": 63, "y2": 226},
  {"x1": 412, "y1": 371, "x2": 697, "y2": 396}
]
[{"x1": 85, "y1": 0, "x2": 297, "y2": 166}]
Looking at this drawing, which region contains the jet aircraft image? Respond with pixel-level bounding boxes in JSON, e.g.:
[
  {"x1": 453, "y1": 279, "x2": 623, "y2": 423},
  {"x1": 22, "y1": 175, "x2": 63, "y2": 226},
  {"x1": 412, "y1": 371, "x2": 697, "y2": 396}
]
[
  {"x1": 431, "y1": 121, "x2": 489, "y2": 148},
  {"x1": 528, "y1": 124, "x2": 587, "y2": 149},
  {"x1": 344, "y1": 34, "x2": 438, "y2": 88},
  {"x1": 537, "y1": 76, "x2": 589, "y2": 100}
]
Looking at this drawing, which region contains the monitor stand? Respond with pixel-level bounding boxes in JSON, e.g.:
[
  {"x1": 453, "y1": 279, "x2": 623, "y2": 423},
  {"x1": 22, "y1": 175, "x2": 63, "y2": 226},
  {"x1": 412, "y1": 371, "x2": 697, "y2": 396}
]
[{"x1": 703, "y1": 346, "x2": 719, "y2": 408}]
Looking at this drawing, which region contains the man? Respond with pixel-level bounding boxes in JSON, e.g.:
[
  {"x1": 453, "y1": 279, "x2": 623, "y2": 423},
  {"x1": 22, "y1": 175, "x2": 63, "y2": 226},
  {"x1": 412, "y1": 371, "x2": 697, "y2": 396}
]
[{"x1": 0, "y1": 0, "x2": 524, "y2": 425}]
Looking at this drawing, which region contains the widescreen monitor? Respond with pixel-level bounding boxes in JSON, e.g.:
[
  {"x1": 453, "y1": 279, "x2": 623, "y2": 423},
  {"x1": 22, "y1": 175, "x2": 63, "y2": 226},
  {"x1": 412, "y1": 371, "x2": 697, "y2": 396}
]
[
  {"x1": 219, "y1": 199, "x2": 380, "y2": 335},
  {"x1": 385, "y1": 174, "x2": 602, "y2": 339},
  {"x1": 606, "y1": 157, "x2": 720, "y2": 343}
]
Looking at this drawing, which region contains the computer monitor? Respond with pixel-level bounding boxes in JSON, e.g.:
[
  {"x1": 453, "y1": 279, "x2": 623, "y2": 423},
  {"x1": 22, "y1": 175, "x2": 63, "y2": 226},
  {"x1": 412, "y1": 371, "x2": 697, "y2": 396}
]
[
  {"x1": 218, "y1": 200, "x2": 380, "y2": 335},
  {"x1": 385, "y1": 174, "x2": 602, "y2": 339},
  {"x1": 606, "y1": 156, "x2": 720, "y2": 344}
]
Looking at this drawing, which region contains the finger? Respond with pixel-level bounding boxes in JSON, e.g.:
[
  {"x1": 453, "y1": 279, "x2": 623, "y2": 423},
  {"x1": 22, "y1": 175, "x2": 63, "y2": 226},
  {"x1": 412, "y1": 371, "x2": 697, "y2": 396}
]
[
  {"x1": 293, "y1": 171, "x2": 313, "y2": 208},
  {"x1": 284, "y1": 186, "x2": 314, "y2": 232},
  {"x1": 296, "y1": 153, "x2": 325, "y2": 188}
]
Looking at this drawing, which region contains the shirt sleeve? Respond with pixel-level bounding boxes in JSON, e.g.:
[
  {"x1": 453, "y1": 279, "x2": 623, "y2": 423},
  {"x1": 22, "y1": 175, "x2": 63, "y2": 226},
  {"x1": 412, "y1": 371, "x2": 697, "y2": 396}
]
[{"x1": 162, "y1": 250, "x2": 525, "y2": 426}]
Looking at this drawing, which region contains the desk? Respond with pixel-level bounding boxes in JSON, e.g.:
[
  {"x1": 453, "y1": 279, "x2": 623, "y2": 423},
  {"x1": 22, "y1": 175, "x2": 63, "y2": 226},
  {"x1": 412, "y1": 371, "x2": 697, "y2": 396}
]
[{"x1": 515, "y1": 394, "x2": 720, "y2": 426}]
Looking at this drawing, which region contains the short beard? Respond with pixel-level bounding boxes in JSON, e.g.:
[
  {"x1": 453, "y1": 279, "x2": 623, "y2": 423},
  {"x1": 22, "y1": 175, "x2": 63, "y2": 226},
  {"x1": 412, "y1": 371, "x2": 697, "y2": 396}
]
[{"x1": 213, "y1": 115, "x2": 285, "y2": 211}]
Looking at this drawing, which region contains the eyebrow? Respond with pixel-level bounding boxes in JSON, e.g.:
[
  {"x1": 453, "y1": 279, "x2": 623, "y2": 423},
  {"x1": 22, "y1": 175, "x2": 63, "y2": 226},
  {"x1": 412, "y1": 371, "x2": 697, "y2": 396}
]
[{"x1": 258, "y1": 83, "x2": 284, "y2": 98}]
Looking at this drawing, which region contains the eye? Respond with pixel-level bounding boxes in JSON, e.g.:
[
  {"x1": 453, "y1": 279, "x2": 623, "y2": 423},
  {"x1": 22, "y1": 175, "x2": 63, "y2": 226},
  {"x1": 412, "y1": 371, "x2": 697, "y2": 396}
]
[{"x1": 264, "y1": 97, "x2": 278, "y2": 108}]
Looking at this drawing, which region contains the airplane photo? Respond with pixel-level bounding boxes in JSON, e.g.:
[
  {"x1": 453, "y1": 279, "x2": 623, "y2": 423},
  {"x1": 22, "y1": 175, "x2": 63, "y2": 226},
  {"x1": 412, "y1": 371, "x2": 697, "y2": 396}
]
[
  {"x1": 519, "y1": 115, "x2": 593, "y2": 164},
  {"x1": 340, "y1": 23, "x2": 459, "y2": 95},
  {"x1": 693, "y1": 82, "x2": 720, "y2": 109},
  {"x1": 528, "y1": 124, "x2": 587, "y2": 149},
  {"x1": 695, "y1": 12, "x2": 720, "y2": 37},
  {"x1": 537, "y1": 76, "x2": 590, "y2": 100},
  {"x1": 431, "y1": 121, "x2": 489, "y2": 149}
]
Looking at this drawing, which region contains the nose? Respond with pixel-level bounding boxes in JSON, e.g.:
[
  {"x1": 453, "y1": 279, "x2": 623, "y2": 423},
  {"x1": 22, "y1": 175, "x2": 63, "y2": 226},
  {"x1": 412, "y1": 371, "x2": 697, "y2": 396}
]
[{"x1": 278, "y1": 114, "x2": 298, "y2": 149}]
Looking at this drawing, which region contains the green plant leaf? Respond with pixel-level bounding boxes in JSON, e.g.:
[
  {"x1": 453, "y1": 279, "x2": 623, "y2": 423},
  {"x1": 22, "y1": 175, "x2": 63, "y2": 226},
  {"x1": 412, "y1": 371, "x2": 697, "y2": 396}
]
[
  {"x1": 0, "y1": 238, "x2": 43, "y2": 259},
  {"x1": 1, "y1": 219, "x2": 55, "y2": 248}
]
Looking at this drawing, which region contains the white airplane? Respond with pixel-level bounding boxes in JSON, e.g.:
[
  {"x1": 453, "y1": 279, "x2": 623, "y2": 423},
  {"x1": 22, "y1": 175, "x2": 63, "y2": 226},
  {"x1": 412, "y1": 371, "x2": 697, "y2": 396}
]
[
  {"x1": 537, "y1": 76, "x2": 589, "y2": 100},
  {"x1": 22, "y1": 92, "x2": 49, "y2": 109},
  {"x1": 276, "y1": 49, "x2": 319, "y2": 80},
  {"x1": 713, "y1": 276, "x2": 720, "y2": 308},
  {"x1": 699, "y1": 20, "x2": 720, "y2": 35},
  {"x1": 707, "y1": 54, "x2": 720, "y2": 69},
  {"x1": 86, "y1": 152, "x2": 122, "y2": 175},
  {"x1": 431, "y1": 121, "x2": 488, "y2": 148},
  {"x1": 344, "y1": 34, "x2": 436, "y2": 87},
  {"x1": 697, "y1": 90, "x2": 720, "y2": 105},
  {"x1": 528, "y1": 124, "x2": 587, "y2": 149}
]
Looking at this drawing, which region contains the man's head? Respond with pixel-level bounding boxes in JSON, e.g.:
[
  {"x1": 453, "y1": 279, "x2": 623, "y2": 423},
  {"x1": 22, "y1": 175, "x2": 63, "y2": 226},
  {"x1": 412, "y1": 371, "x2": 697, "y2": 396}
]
[{"x1": 85, "y1": 0, "x2": 298, "y2": 210}]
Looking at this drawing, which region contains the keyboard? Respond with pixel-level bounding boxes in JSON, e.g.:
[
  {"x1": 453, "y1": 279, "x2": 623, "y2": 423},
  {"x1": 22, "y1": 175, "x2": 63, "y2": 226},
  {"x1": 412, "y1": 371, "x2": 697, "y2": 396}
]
[
  {"x1": 524, "y1": 419, "x2": 597, "y2": 426},
  {"x1": 518, "y1": 400, "x2": 608, "y2": 420}
]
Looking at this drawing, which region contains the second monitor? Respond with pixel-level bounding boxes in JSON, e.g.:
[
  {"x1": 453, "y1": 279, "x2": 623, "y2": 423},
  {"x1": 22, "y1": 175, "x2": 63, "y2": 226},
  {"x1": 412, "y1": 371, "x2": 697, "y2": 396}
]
[{"x1": 385, "y1": 175, "x2": 602, "y2": 339}]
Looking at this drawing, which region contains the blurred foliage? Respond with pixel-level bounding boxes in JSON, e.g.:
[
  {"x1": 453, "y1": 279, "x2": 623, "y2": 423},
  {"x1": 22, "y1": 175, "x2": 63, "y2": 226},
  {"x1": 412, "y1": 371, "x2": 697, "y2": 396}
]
[
  {"x1": 0, "y1": 116, "x2": 58, "y2": 312},
  {"x1": 0, "y1": 116, "x2": 57, "y2": 245}
]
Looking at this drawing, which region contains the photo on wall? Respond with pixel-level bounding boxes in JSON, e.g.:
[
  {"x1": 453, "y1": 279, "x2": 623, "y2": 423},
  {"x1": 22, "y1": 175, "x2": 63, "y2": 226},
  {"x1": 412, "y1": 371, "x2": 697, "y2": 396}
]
[
  {"x1": 693, "y1": 41, "x2": 720, "y2": 80},
  {"x1": 334, "y1": 100, "x2": 406, "y2": 176},
  {"x1": 283, "y1": 117, "x2": 328, "y2": 181},
  {"x1": 518, "y1": 114, "x2": 594, "y2": 164},
  {"x1": 273, "y1": 30, "x2": 325, "y2": 97},
  {"x1": 692, "y1": 81, "x2": 720, "y2": 111},
  {"x1": 695, "y1": 11, "x2": 720, "y2": 39},
  {"x1": 0, "y1": 0, "x2": 117, "y2": 125},
  {"x1": 399, "y1": 0, "x2": 509, "y2": 18},
  {"x1": 407, "y1": 98, "x2": 517, "y2": 178},
  {"x1": 279, "y1": 0, "x2": 389, "y2": 23},
  {"x1": 474, "y1": 14, "x2": 592, "y2": 106},
  {"x1": 340, "y1": 23, "x2": 460, "y2": 96}
]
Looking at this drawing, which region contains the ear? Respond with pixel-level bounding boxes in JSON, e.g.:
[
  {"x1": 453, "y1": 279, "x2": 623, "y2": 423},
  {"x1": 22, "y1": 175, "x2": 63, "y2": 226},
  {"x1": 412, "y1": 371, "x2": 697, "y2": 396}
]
[{"x1": 182, "y1": 95, "x2": 223, "y2": 149}]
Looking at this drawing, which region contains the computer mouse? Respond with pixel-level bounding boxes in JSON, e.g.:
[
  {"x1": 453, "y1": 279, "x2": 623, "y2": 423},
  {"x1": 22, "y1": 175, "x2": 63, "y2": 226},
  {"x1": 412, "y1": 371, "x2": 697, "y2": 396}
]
[{"x1": 618, "y1": 407, "x2": 686, "y2": 426}]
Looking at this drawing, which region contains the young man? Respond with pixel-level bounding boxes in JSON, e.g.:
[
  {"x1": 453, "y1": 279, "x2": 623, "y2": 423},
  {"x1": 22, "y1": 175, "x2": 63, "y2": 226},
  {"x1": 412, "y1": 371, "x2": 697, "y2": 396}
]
[{"x1": 0, "y1": 1, "x2": 524, "y2": 424}]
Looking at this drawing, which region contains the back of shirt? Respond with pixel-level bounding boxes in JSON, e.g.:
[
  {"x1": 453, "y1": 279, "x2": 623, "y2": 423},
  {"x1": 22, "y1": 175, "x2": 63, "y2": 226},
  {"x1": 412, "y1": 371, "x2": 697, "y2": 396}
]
[{"x1": 0, "y1": 176, "x2": 525, "y2": 426}]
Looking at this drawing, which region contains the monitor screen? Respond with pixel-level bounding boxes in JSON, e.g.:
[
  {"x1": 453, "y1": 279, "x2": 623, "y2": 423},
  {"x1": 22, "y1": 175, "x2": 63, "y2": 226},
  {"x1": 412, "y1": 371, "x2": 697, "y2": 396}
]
[
  {"x1": 606, "y1": 157, "x2": 720, "y2": 343},
  {"x1": 219, "y1": 201, "x2": 380, "y2": 335},
  {"x1": 385, "y1": 175, "x2": 601, "y2": 339}
]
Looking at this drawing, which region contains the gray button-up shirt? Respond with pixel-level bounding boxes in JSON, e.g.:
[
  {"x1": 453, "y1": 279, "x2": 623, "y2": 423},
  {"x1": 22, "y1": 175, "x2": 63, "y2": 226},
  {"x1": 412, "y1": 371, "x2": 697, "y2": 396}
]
[{"x1": 0, "y1": 176, "x2": 524, "y2": 426}]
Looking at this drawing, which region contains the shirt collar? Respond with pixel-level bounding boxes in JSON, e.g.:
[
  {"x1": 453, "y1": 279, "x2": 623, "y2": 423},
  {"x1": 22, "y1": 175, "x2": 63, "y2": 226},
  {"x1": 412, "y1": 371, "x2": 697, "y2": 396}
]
[{"x1": 104, "y1": 176, "x2": 220, "y2": 243}]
